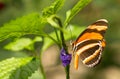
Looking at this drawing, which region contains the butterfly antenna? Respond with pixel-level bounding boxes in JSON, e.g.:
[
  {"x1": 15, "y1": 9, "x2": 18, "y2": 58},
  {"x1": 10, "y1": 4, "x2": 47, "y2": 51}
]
[
  {"x1": 68, "y1": 25, "x2": 75, "y2": 56},
  {"x1": 68, "y1": 25, "x2": 74, "y2": 45}
]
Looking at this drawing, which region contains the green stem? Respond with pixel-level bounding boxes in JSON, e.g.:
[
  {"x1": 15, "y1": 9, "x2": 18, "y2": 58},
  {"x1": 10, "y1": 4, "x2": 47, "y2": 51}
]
[
  {"x1": 39, "y1": 51, "x2": 46, "y2": 79},
  {"x1": 37, "y1": 33, "x2": 60, "y2": 46},
  {"x1": 31, "y1": 46, "x2": 46, "y2": 79},
  {"x1": 46, "y1": 33, "x2": 60, "y2": 47},
  {"x1": 54, "y1": 28, "x2": 60, "y2": 43},
  {"x1": 65, "y1": 65, "x2": 70, "y2": 79},
  {"x1": 55, "y1": 17, "x2": 70, "y2": 79}
]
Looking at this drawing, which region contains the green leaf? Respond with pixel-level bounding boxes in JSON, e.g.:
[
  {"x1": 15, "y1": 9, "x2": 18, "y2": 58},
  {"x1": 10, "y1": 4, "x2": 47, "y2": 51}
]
[
  {"x1": 9, "y1": 58, "x2": 40, "y2": 79},
  {"x1": 33, "y1": 36, "x2": 42, "y2": 42},
  {"x1": 0, "y1": 13, "x2": 45, "y2": 42},
  {"x1": 4, "y1": 37, "x2": 42, "y2": 51},
  {"x1": 28, "y1": 70, "x2": 42, "y2": 79},
  {"x1": 41, "y1": 25, "x2": 86, "y2": 52},
  {"x1": 64, "y1": 0, "x2": 92, "y2": 27},
  {"x1": 47, "y1": 15, "x2": 66, "y2": 33},
  {"x1": 42, "y1": 0, "x2": 65, "y2": 17},
  {"x1": 4, "y1": 38, "x2": 33, "y2": 51},
  {"x1": 0, "y1": 57, "x2": 33, "y2": 79}
]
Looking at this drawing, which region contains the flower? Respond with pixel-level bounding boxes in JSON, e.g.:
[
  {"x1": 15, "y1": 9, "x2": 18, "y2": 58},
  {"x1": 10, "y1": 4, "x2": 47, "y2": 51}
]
[{"x1": 60, "y1": 48, "x2": 72, "y2": 67}]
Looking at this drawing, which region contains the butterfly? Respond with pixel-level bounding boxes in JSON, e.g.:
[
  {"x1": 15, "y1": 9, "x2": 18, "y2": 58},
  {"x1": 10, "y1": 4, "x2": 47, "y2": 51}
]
[{"x1": 72, "y1": 19, "x2": 108, "y2": 69}]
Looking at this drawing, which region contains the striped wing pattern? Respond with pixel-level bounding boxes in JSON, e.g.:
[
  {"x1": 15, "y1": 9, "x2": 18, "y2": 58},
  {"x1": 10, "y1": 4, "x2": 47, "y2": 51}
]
[{"x1": 72, "y1": 19, "x2": 108, "y2": 69}]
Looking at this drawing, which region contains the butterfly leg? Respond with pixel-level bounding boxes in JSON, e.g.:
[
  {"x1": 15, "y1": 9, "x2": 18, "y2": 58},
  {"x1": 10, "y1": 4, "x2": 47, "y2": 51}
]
[{"x1": 74, "y1": 54, "x2": 79, "y2": 70}]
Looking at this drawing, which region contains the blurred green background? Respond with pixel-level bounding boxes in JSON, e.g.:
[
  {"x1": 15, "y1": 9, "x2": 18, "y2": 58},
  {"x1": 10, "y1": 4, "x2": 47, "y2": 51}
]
[{"x1": 0, "y1": 0, "x2": 120, "y2": 79}]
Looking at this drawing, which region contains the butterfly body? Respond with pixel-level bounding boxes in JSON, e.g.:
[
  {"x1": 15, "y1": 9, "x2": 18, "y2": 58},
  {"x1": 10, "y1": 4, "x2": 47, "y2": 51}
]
[{"x1": 72, "y1": 19, "x2": 108, "y2": 69}]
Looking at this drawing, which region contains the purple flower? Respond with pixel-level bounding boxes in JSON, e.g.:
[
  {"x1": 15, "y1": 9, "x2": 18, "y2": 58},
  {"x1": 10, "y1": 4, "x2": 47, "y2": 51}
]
[{"x1": 60, "y1": 48, "x2": 72, "y2": 67}]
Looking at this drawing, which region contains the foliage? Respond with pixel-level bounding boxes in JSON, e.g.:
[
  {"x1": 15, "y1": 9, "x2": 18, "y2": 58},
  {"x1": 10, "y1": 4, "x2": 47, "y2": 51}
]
[
  {"x1": 9, "y1": 58, "x2": 40, "y2": 79},
  {"x1": 64, "y1": 0, "x2": 92, "y2": 27},
  {"x1": 0, "y1": 0, "x2": 92, "y2": 79},
  {"x1": 0, "y1": 57, "x2": 35, "y2": 79},
  {"x1": 42, "y1": 0, "x2": 65, "y2": 17},
  {"x1": 0, "y1": 13, "x2": 44, "y2": 41},
  {"x1": 4, "y1": 37, "x2": 42, "y2": 51}
]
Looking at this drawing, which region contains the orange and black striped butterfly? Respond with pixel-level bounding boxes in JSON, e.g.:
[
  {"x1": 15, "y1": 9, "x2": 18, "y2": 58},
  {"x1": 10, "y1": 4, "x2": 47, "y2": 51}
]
[{"x1": 72, "y1": 19, "x2": 108, "y2": 69}]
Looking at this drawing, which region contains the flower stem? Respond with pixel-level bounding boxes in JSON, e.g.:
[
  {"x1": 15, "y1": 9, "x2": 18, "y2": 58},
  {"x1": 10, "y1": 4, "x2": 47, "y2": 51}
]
[
  {"x1": 55, "y1": 16, "x2": 70, "y2": 79},
  {"x1": 65, "y1": 65, "x2": 70, "y2": 79}
]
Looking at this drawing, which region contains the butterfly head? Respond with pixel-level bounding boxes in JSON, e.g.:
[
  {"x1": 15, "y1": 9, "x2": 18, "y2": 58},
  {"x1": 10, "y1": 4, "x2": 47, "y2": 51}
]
[{"x1": 70, "y1": 41, "x2": 77, "y2": 56}]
